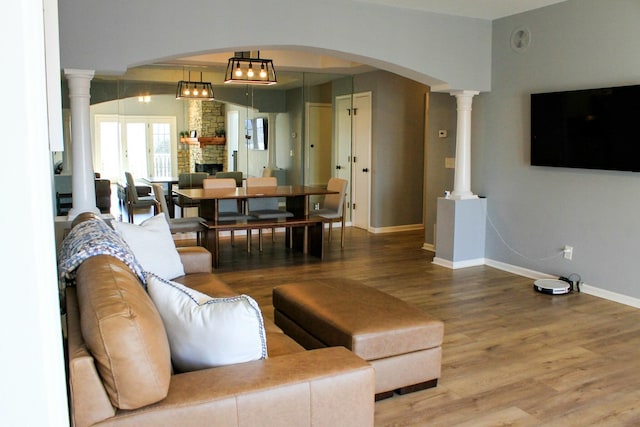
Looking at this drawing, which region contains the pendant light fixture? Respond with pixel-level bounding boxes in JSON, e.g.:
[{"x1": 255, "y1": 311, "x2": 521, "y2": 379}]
[
  {"x1": 176, "y1": 70, "x2": 214, "y2": 100},
  {"x1": 224, "y1": 51, "x2": 277, "y2": 85}
]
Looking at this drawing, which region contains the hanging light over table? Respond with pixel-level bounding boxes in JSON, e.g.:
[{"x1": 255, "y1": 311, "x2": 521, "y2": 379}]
[
  {"x1": 224, "y1": 51, "x2": 277, "y2": 85},
  {"x1": 176, "y1": 71, "x2": 214, "y2": 100}
]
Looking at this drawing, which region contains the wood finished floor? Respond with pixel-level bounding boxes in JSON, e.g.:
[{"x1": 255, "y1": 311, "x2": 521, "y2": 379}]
[{"x1": 131, "y1": 206, "x2": 640, "y2": 426}]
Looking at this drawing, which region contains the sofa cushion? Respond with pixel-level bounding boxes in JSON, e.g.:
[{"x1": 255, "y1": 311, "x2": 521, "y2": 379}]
[
  {"x1": 75, "y1": 256, "x2": 172, "y2": 410},
  {"x1": 146, "y1": 274, "x2": 268, "y2": 372},
  {"x1": 112, "y1": 214, "x2": 184, "y2": 280}
]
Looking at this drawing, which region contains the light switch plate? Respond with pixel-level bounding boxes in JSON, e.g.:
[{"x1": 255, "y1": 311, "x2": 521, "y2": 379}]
[{"x1": 445, "y1": 157, "x2": 455, "y2": 169}]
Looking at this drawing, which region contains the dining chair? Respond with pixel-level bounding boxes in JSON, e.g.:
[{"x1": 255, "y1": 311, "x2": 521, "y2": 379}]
[
  {"x1": 202, "y1": 178, "x2": 252, "y2": 248},
  {"x1": 246, "y1": 176, "x2": 293, "y2": 251},
  {"x1": 124, "y1": 171, "x2": 156, "y2": 223},
  {"x1": 214, "y1": 171, "x2": 243, "y2": 187},
  {"x1": 152, "y1": 184, "x2": 207, "y2": 246},
  {"x1": 174, "y1": 172, "x2": 209, "y2": 217},
  {"x1": 310, "y1": 177, "x2": 348, "y2": 248}
]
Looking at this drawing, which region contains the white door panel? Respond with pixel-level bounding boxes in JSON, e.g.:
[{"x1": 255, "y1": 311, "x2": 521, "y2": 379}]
[{"x1": 352, "y1": 92, "x2": 372, "y2": 230}]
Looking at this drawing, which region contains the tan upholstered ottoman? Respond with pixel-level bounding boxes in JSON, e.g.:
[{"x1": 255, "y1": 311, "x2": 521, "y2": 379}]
[{"x1": 273, "y1": 279, "x2": 444, "y2": 399}]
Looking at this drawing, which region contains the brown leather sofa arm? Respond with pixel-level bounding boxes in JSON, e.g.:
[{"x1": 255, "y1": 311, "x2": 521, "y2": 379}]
[
  {"x1": 98, "y1": 347, "x2": 374, "y2": 427},
  {"x1": 176, "y1": 247, "x2": 211, "y2": 274},
  {"x1": 66, "y1": 287, "x2": 117, "y2": 427}
]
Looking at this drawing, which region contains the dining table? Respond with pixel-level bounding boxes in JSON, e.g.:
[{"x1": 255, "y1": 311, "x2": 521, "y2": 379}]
[
  {"x1": 142, "y1": 175, "x2": 179, "y2": 217},
  {"x1": 173, "y1": 185, "x2": 338, "y2": 266}
]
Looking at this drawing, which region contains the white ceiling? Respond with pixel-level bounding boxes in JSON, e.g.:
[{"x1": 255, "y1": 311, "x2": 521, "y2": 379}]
[{"x1": 354, "y1": 0, "x2": 568, "y2": 20}]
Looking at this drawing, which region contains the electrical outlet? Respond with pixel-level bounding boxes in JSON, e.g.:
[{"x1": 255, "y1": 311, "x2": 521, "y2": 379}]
[{"x1": 563, "y1": 245, "x2": 573, "y2": 260}]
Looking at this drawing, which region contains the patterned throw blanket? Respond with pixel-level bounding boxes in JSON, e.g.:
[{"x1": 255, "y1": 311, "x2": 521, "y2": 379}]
[{"x1": 58, "y1": 217, "x2": 146, "y2": 285}]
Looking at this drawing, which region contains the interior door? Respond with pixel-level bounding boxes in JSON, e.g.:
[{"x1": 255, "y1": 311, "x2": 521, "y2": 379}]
[
  {"x1": 305, "y1": 103, "x2": 332, "y2": 186},
  {"x1": 335, "y1": 95, "x2": 352, "y2": 219},
  {"x1": 351, "y1": 92, "x2": 372, "y2": 230}
]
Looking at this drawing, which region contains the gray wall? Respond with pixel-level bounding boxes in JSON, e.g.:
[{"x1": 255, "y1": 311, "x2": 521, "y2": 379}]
[
  {"x1": 425, "y1": 92, "x2": 457, "y2": 244},
  {"x1": 57, "y1": 0, "x2": 492, "y2": 91},
  {"x1": 476, "y1": 0, "x2": 640, "y2": 298},
  {"x1": 354, "y1": 71, "x2": 427, "y2": 228}
]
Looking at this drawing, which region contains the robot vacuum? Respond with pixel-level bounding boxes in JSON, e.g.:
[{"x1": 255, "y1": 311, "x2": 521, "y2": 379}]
[{"x1": 533, "y1": 278, "x2": 572, "y2": 295}]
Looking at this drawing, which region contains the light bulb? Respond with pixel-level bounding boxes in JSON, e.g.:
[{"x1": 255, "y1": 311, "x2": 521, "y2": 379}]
[
  {"x1": 234, "y1": 62, "x2": 243, "y2": 77},
  {"x1": 193, "y1": 88, "x2": 199, "y2": 96},
  {"x1": 259, "y1": 64, "x2": 267, "y2": 78},
  {"x1": 184, "y1": 87, "x2": 190, "y2": 96},
  {"x1": 202, "y1": 88, "x2": 208, "y2": 96},
  {"x1": 247, "y1": 62, "x2": 254, "y2": 78}
]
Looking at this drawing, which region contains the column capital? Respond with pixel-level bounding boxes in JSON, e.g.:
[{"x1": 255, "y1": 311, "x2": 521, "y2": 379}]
[
  {"x1": 63, "y1": 68, "x2": 95, "y2": 79},
  {"x1": 450, "y1": 90, "x2": 480, "y2": 111},
  {"x1": 449, "y1": 90, "x2": 480, "y2": 97},
  {"x1": 64, "y1": 69, "x2": 95, "y2": 98}
]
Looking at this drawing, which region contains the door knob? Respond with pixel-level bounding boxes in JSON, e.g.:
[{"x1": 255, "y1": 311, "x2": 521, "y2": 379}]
[{"x1": 362, "y1": 168, "x2": 369, "y2": 172}]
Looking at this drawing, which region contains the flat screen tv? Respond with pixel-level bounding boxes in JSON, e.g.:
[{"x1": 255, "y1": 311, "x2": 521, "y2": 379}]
[
  {"x1": 530, "y1": 84, "x2": 640, "y2": 172},
  {"x1": 244, "y1": 117, "x2": 268, "y2": 150}
]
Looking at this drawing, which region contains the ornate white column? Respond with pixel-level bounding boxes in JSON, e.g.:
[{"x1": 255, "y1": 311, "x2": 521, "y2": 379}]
[
  {"x1": 450, "y1": 90, "x2": 479, "y2": 200},
  {"x1": 64, "y1": 68, "x2": 99, "y2": 219}
]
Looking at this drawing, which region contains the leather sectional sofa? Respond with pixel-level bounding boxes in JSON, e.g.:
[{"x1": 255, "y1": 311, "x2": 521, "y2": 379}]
[{"x1": 63, "y1": 213, "x2": 374, "y2": 427}]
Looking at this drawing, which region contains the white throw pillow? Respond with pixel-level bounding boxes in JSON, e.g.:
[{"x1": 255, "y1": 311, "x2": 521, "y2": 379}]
[
  {"x1": 146, "y1": 274, "x2": 268, "y2": 372},
  {"x1": 112, "y1": 214, "x2": 185, "y2": 280}
]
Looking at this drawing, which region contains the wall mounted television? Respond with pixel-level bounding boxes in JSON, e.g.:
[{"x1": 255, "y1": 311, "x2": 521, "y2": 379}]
[
  {"x1": 530, "y1": 84, "x2": 640, "y2": 172},
  {"x1": 244, "y1": 117, "x2": 268, "y2": 150}
]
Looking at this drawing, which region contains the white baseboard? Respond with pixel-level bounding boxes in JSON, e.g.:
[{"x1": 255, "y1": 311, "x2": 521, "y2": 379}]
[
  {"x1": 578, "y1": 283, "x2": 640, "y2": 309},
  {"x1": 485, "y1": 258, "x2": 640, "y2": 309},
  {"x1": 432, "y1": 257, "x2": 485, "y2": 269},
  {"x1": 484, "y1": 259, "x2": 556, "y2": 280},
  {"x1": 422, "y1": 243, "x2": 435, "y2": 252},
  {"x1": 369, "y1": 223, "x2": 423, "y2": 234}
]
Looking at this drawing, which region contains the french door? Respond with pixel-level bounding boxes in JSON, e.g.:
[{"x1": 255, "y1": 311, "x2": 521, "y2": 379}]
[{"x1": 95, "y1": 115, "x2": 177, "y2": 182}]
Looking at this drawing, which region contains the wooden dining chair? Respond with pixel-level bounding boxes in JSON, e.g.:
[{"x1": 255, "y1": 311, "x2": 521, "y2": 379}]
[
  {"x1": 214, "y1": 171, "x2": 243, "y2": 187},
  {"x1": 125, "y1": 171, "x2": 156, "y2": 223},
  {"x1": 246, "y1": 176, "x2": 293, "y2": 251},
  {"x1": 310, "y1": 177, "x2": 348, "y2": 248},
  {"x1": 202, "y1": 178, "x2": 252, "y2": 248},
  {"x1": 174, "y1": 172, "x2": 208, "y2": 217},
  {"x1": 152, "y1": 183, "x2": 207, "y2": 246}
]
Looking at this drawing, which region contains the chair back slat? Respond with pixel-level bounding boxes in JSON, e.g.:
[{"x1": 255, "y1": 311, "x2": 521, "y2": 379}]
[
  {"x1": 125, "y1": 172, "x2": 139, "y2": 203},
  {"x1": 323, "y1": 178, "x2": 348, "y2": 216},
  {"x1": 246, "y1": 177, "x2": 279, "y2": 211},
  {"x1": 203, "y1": 178, "x2": 241, "y2": 213},
  {"x1": 214, "y1": 171, "x2": 243, "y2": 187},
  {"x1": 178, "y1": 172, "x2": 208, "y2": 189},
  {"x1": 151, "y1": 184, "x2": 170, "y2": 222}
]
